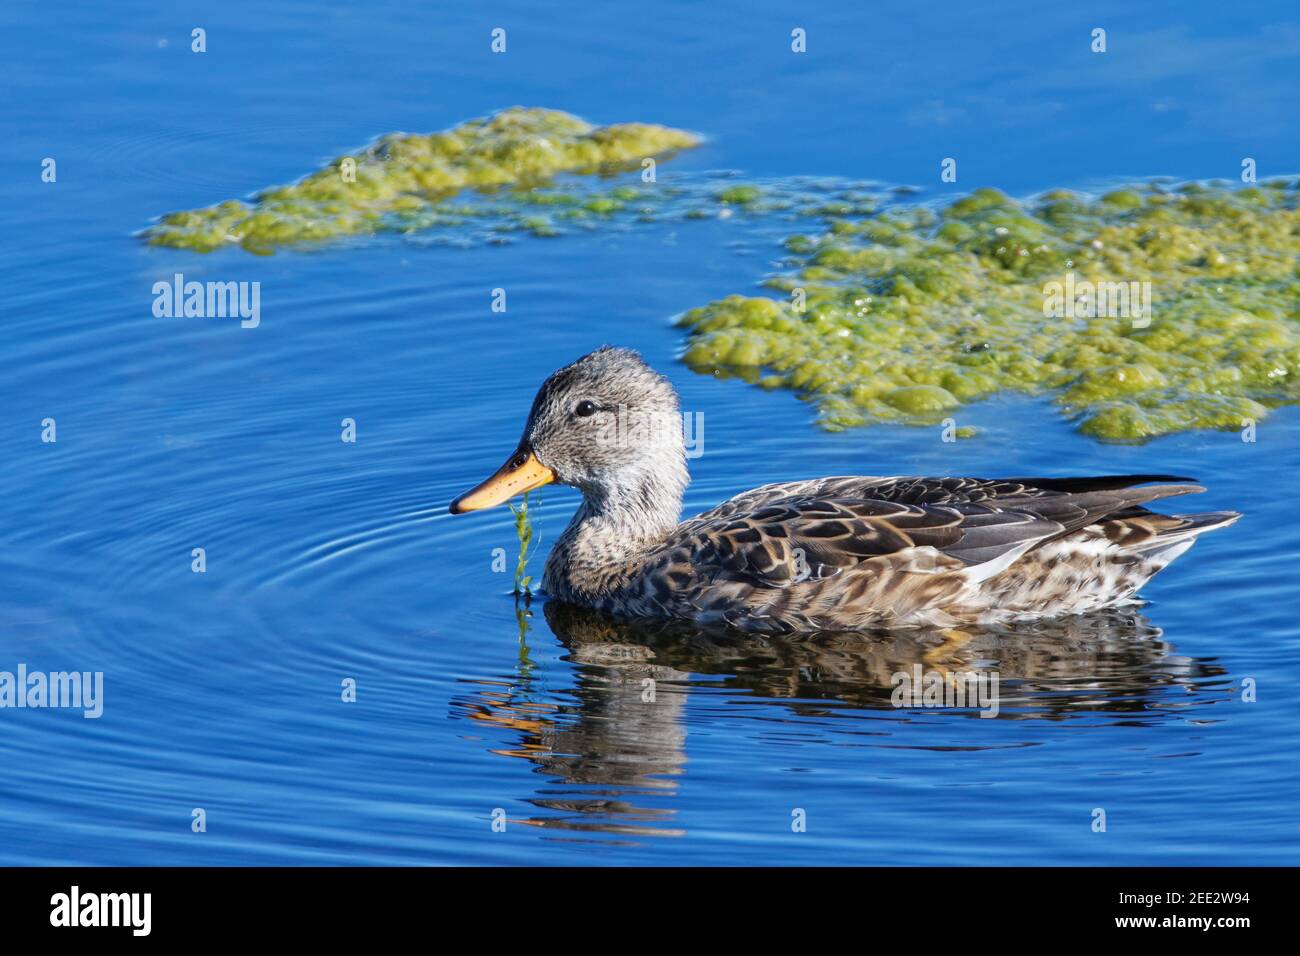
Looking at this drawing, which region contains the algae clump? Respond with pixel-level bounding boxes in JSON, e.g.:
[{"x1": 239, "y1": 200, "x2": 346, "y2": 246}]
[
  {"x1": 509, "y1": 490, "x2": 538, "y2": 600},
  {"x1": 679, "y1": 180, "x2": 1300, "y2": 440},
  {"x1": 143, "y1": 108, "x2": 700, "y2": 253}
]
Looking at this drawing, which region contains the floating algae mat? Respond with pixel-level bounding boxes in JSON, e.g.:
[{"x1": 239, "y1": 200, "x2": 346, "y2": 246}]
[
  {"x1": 679, "y1": 180, "x2": 1300, "y2": 440},
  {"x1": 142, "y1": 108, "x2": 700, "y2": 253},
  {"x1": 142, "y1": 106, "x2": 1300, "y2": 442}
]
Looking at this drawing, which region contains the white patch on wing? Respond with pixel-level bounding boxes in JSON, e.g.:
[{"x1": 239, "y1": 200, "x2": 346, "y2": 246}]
[{"x1": 963, "y1": 538, "x2": 1044, "y2": 585}]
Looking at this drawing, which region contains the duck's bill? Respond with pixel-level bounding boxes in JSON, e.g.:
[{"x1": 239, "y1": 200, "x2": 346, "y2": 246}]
[{"x1": 449, "y1": 449, "x2": 555, "y2": 514}]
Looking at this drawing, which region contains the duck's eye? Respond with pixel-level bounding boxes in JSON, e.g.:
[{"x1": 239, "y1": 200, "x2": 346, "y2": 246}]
[{"x1": 574, "y1": 400, "x2": 598, "y2": 418}]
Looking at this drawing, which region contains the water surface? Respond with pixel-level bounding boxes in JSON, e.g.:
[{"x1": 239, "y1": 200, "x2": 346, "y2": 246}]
[{"x1": 2, "y1": 0, "x2": 1298, "y2": 864}]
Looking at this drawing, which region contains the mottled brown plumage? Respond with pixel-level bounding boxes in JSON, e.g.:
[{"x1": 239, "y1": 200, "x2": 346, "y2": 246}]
[{"x1": 451, "y1": 347, "x2": 1240, "y2": 631}]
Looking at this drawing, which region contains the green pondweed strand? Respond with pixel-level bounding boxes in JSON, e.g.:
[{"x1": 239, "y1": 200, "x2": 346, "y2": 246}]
[{"x1": 508, "y1": 490, "x2": 538, "y2": 602}]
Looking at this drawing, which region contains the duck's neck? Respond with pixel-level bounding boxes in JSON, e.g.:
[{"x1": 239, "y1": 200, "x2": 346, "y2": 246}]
[{"x1": 543, "y1": 461, "x2": 687, "y2": 602}]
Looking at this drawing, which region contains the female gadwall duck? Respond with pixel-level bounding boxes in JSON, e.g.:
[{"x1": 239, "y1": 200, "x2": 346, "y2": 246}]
[{"x1": 450, "y1": 347, "x2": 1239, "y2": 631}]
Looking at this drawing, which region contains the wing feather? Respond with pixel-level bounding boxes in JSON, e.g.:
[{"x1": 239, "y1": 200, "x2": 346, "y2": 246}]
[{"x1": 668, "y1": 475, "x2": 1204, "y2": 590}]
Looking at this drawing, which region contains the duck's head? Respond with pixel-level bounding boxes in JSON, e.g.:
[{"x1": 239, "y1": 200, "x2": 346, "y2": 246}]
[{"x1": 449, "y1": 346, "x2": 688, "y2": 516}]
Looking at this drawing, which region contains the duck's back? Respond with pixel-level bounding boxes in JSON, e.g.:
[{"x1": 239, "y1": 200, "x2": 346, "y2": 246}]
[{"x1": 609, "y1": 474, "x2": 1239, "y2": 631}]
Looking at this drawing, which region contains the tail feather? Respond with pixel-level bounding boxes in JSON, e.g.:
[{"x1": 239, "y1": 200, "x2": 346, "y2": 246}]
[
  {"x1": 1124, "y1": 510, "x2": 1241, "y2": 554},
  {"x1": 1001, "y1": 474, "x2": 1200, "y2": 493}
]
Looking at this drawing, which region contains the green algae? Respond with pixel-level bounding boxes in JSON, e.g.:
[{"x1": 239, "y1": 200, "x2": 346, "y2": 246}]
[
  {"x1": 141, "y1": 107, "x2": 1300, "y2": 443},
  {"x1": 509, "y1": 490, "x2": 537, "y2": 599},
  {"x1": 717, "y1": 185, "x2": 761, "y2": 205},
  {"x1": 678, "y1": 180, "x2": 1300, "y2": 440},
  {"x1": 143, "y1": 108, "x2": 699, "y2": 253}
]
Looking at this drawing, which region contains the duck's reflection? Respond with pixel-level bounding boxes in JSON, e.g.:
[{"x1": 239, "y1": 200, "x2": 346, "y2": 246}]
[{"x1": 452, "y1": 602, "x2": 1230, "y2": 839}]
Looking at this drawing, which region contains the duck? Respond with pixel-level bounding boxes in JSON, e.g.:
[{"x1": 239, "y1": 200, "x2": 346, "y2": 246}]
[{"x1": 449, "y1": 346, "x2": 1240, "y2": 632}]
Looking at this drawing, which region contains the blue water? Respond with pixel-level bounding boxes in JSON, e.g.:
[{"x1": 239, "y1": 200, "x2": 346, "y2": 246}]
[{"x1": 2, "y1": 0, "x2": 1299, "y2": 864}]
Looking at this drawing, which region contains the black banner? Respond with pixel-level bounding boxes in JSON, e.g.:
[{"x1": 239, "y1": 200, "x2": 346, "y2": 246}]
[{"x1": 0, "y1": 866, "x2": 1280, "y2": 941}]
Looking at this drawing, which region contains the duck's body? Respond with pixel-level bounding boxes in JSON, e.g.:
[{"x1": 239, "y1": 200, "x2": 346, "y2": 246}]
[
  {"x1": 542, "y1": 473, "x2": 1237, "y2": 632},
  {"x1": 452, "y1": 348, "x2": 1239, "y2": 633}
]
